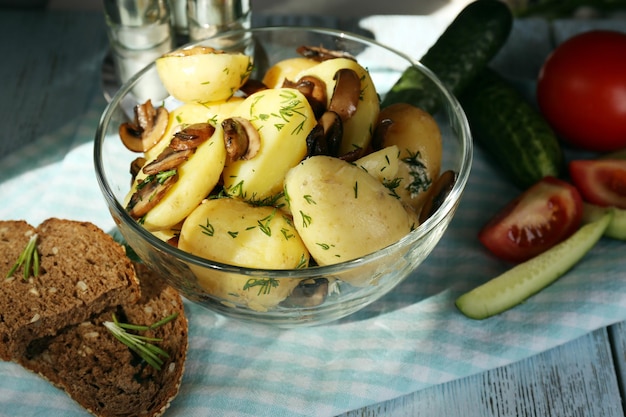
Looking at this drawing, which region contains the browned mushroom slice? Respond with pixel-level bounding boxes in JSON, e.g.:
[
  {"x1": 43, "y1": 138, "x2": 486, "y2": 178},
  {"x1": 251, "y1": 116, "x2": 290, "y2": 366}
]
[
  {"x1": 130, "y1": 157, "x2": 147, "y2": 182},
  {"x1": 221, "y1": 116, "x2": 261, "y2": 163},
  {"x1": 328, "y1": 68, "x2": 361, "y2": 123},
  {"x1": 239, "y1": 78, "x2": 269, "y2": 96},
  {"x1": 283, "y1": 75, "x2": 327, "y2": 118},
  {"x1": 119, "y1": 100, "x2": 169, "y2": 153},
  {"x1": 169, "y1": 123, "x2": 215, "y2": 151},
  {"x1": 142, "y1": 147, "x2": 194, "y2": 176},
  {"x1": 296, "y1": 45, "x2": 356, "y2": 62},
  {"x1": 126, "y1": 171, "x2": 179, "y2": 219},
  {"x1": 337, "y1": 147, "x2": 362, "y2": 163},
  {"x1": 305, "y1": 111, "x2": 343, "y2": 157},
  {"x1": 371, "y1": 117, "x2": 393, "y2": 151},
  {"x1": 135, "y1": 99, "x2": 156, "y2": 130},
  {"x1": 280, "y1": 278, "x2": 329, "y2": 308},
  {"x1": 419, "y1": 170, "x2": 456, "y2": 223}
]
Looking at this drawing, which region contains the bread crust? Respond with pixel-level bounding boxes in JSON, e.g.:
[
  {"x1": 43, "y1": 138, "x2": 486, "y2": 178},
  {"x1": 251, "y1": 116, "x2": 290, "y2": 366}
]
[{"x1": 0, "y1": 218, "x2": 140, "y2": 360}]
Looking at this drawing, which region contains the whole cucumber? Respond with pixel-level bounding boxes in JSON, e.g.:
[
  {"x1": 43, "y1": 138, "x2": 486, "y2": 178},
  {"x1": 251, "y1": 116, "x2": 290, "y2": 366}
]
[
  {"x1": 460, "y1": 68, "x2": 564, "y2": 189},
  {"x1": 382, "y1": 0, "x2": 513, "y2": 112}
]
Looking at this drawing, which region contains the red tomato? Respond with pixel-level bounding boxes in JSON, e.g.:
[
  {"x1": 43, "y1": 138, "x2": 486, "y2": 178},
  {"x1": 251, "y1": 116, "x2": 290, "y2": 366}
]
[
  {"x1": 479, "y1": 177, "x2": 583, "y2": 263},
  {"x1": 569, "y1": 159, "x2": 626, "y2": 209},
  {"x1": 537, "y1": 30, "x2": 626, "y2": 152}
]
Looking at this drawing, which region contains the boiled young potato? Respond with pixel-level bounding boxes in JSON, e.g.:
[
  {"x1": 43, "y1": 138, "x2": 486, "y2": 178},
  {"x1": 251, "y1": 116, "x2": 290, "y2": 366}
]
[
  {"x1": 296, "y1": 57, "x2": 380, "y2": 156},
  {"x1": 127, "y1": 123, "x2": 227, "y2": 231},
  {"x1": 156, "y1": 46, "x2": 252, "y2": 103},
  {"x1": 262, "y1": 57, "x2": 318, "y2": 89},
  {"x1": 355, "y1": 145, "x2": 400, "y2": 184},
  {"x1": 178, "y1": 198, "x2": 309, "y2": 311},
  {"x1": 284, "y1": 155, "x2": 415, "y2": 270},
  {"x1": 375, "y1": 103, "x2": 442, "y2": 214},
  {"x1": 222, "y1": 88, "x2": 317, "y2": 202}
]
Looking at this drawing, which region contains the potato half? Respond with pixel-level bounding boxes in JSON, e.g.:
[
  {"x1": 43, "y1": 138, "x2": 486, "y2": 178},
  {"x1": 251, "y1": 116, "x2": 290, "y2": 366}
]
[
  {"x1": 376, "y1": 103, "x2": 443, "y2": 213},
  {"x1": 179, "y1": 198, "x2": 309, "y2": 311},
  {"x1": 222, "y1": 88, "x2": 317, "y2": 202},
  {"x1": 284, "y1": 155, "x2": 415, "y2": 267},
  {"x1": 262, "y1": 57, "x2": 318, "y2": 89},
  {"x1": 127, "y1": 124, "x2": 227, "y2": 231},
  {"x1": 156, "y1": 46, "x2": 252, "y2": 103}
]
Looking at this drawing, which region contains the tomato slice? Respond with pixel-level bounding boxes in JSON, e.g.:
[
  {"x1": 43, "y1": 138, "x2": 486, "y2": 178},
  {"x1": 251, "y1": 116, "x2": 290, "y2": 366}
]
[
  {"x1": 569, "y1": 159, "x2": 626, "y2": 209},
  {"x1": 479, "y1": 177, "x2": 583, "y2": 263}
]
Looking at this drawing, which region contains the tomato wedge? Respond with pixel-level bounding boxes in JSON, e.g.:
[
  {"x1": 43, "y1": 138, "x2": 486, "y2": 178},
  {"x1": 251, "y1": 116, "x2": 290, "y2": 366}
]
[
  {"x1": 479, "y1": 177, "x2": 583, "y2": 263},
  {"x1": 569, "y1": 159, "x2": 626, "y2": 209}
]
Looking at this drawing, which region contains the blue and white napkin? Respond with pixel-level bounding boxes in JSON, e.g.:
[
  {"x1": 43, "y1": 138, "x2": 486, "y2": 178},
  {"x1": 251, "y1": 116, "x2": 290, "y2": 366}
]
[{"x1": 1, "y1": 16, "x2": 625, "y2": 417}]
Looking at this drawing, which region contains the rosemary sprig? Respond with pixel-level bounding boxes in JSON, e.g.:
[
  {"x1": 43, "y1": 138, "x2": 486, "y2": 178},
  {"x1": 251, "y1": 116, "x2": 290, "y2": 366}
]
[
  {"x1": 103, "y1": 312, "x2": 178, "y2": 370},
  {"x1": 6, "y1": 233, "x2": 40, "y2": 281}
]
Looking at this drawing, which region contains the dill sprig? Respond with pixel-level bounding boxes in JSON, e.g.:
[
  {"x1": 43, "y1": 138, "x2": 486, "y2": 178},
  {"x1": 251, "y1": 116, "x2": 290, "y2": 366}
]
[
  {"x1": 6, "y1": 233, "x2": 40, "y2": 281},
  {"x1": 104, "y1": 312, "x2": 178, "y2": 370}
]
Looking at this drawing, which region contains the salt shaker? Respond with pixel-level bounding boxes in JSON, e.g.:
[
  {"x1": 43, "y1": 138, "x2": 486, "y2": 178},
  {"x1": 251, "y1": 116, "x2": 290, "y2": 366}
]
[
  {"x1": 186, "y1": 0, "x2": 252, "y2": 47},
  {"x1": 103, "y1": 0, "x2": 174, "y2": 100}
]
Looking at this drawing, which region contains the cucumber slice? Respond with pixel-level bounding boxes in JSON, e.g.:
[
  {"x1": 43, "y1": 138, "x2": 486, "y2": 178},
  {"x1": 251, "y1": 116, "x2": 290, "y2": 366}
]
[
  {"x1": 582, "y1": 203, "x2": 626, "y2": 240},
  {"x1": 455, "y1": 212, "x2": 613, "y2": 319}
]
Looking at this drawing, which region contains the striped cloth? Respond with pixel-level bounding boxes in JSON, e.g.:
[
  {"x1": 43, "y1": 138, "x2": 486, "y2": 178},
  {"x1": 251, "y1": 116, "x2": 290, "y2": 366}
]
[{"x1": 1, "y1": 17, "x2": 626, "y2": 417}]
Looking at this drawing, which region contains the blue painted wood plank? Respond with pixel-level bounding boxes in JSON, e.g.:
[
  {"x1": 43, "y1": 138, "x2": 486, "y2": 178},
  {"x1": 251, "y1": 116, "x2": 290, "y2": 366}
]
[
  {"x1": 609, "y1": 321, "x2": 626, "y2": 404},
  {"x1": 340, "y1": 327, "x2": 623, "y2": 416},
  {"x1": 0, "y1": 10, "x2": 108, "y2": 158}
]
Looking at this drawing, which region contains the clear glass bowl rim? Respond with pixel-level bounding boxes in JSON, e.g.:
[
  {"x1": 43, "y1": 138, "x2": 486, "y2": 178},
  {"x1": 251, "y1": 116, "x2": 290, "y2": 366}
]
[{"x1": 93, "y1": 25, "x2": 473, "y2": 278}]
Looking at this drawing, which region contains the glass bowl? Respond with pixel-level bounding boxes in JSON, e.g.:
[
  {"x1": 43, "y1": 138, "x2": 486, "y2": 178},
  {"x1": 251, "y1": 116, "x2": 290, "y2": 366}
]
[{"x1": 94, "y1": 26, "x2": 472, "y2": 327}]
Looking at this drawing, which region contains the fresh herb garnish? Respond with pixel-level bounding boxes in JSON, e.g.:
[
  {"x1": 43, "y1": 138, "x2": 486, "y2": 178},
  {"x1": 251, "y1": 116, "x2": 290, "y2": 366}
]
[
  {"x1": 104, "y1": 312, "x2": 178, "y2": 370},
  {"x1": 299, "y1": 211, "x2": 312, "y2": 228},
  {"x1": 403, "y1": 150, "x2": 431, "y2": 195},
  {"x1": 6, "y1": 234, "x2": 39, "y2": 281},
  {"x1": 243, "y1": 277, "x2": 279, "y2": 295},
  {"x1": 257, "y1": 210, "x2": 276, "y2": 237},
  {"x1": 199, "y1": 219, "x2": 215, "y2": 236}
]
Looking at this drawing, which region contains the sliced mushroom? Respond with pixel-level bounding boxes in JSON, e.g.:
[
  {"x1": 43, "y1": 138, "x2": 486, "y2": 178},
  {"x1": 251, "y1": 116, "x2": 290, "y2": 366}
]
[
  {"x1": 221, "y1": 117, "x2": 261, "y2": 163},
  {"x1": 337, "y1": 147, "x2": 362, "y2": 163},
  {"x1": 130, "y1": 157, "x2": 147, "y2": 183},
  {"x1": 126, "y1": 172, "x2": 179, "y2": 219},
  {"x1": 169, "y1": 123, "x2": 215, "y2": 151},
  {"x1": 305, "y1": 111, "x2": 343, "y2": 157},
  {"x1": 328, "y1": 68, "x2": 361, "y2": 123},
  {"x1": 371, "y1": 117, "x2": 393, "y2": 151},
  {"x1": 240, "y1": 78, "x2": 269, "y2": 97},
  {"x1": 167, "y1": 235, "x2": 179, "y2": 247},
  {"x1": 142, "y1": 147, "x2": 194, "y2": 176},
  {"x1": 296, "y1": 45, "x2": 356, "y2": 62},
  {"x1": 283, "y1": 75, "x2": 327, "y2": 118},
  {"x1": 135, "y1": 100, "x2": 156, "y2": 130},
  {"x1": 280, "y1": 278, "x2": 329, "y2": 307},
  {"x1": 119, "y1": 100, "x2": 169, "y2": 153},
  {"x1": 418, "y1": 170, "x2": 456, "y2": 223},
  {"x1": 141, "y1": 123, "x2": 213, "y2": 175}
]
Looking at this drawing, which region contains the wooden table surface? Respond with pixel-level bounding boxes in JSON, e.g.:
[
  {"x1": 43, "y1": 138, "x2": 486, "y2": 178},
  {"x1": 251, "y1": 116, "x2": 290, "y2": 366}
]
[{"x1": 0, "y1": 8, "x2": 625, "y2": 417}]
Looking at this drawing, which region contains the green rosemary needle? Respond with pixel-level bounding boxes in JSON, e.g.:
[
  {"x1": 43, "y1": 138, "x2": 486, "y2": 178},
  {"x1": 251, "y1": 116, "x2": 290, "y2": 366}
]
[
  {"x1": 6, "y1": 233, "x2": 40, "y2": 281},
  {"x1": 103, "y1": 312, "x2": 178, "y2": 370}
]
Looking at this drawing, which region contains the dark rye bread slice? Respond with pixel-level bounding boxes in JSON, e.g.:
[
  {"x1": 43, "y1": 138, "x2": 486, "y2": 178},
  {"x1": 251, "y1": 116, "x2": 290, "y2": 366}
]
[
  {"x1": 0, "y1": 218, "x2": 140, "y2": 360},
  {"x1": 19, "y1": 262, "x2": 188, "y2": 417}
]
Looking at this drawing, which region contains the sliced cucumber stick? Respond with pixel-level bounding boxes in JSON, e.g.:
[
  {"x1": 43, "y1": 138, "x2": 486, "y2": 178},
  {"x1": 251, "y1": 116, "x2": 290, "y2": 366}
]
[
  {"x1": 456, "y1": 212, "x2": 613, "y2": 319},
  {"x1": 582, "y1": 203, "x2": 626, "y2": 240}
]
